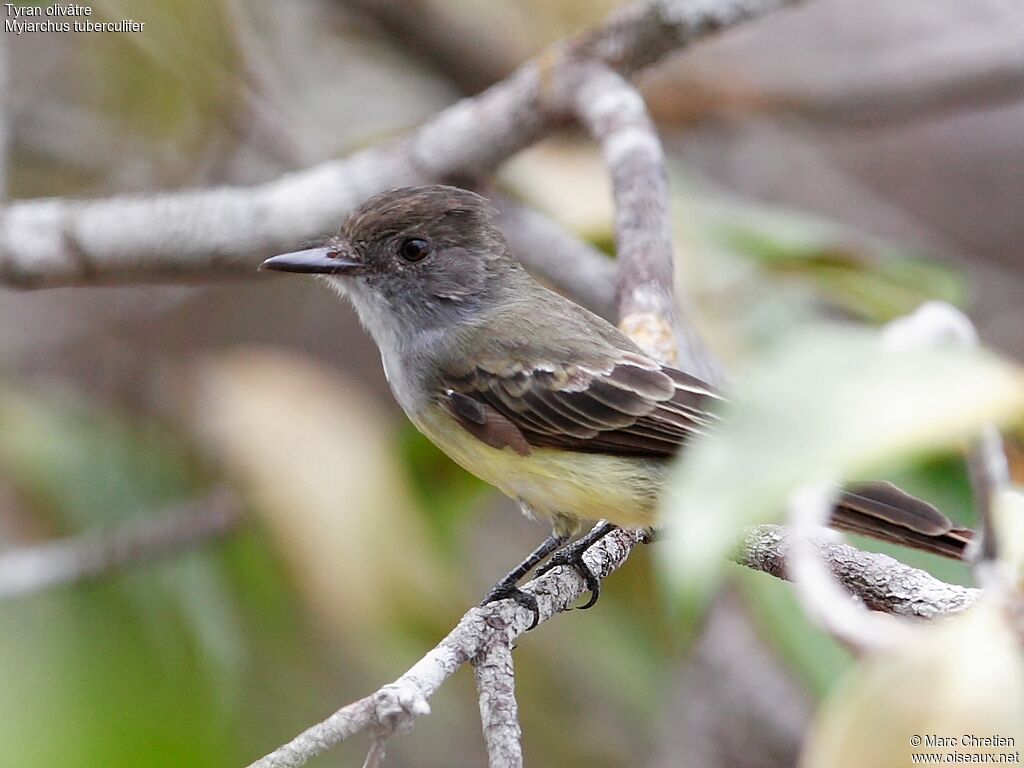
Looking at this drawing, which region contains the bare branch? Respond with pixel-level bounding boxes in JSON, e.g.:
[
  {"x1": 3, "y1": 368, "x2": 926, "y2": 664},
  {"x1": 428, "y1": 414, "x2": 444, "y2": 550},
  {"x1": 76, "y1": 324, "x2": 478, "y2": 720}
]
[
  {"x1": 969, "y1": 426, "x2": 1012, "y2": 569},
  {"x1": 571, "y1": 63, "x2": 677, "y2": 365},
  {"x1": 651, "y1": 51, "x2": 1024, "y2": 130},
  {"x1": 218, "y1": 0, "x2": 314, "y2": 167},
  {"x1": 248, "y1": 518, "x2": 979, "y2": 768},
  {"x1": 246, "y1": 528, "x2": 647, "y2": 768},
  {"x1": 361, "y1": 738, "x2": 387, "y2": 768},
  {"x1": 0, "y1": 0, "x2": 805, "y2": 290},
  {"x1": 736, "y1": 524, "x2": 981, "y2": 620},
  {"x1": 0, "y1": 489, "x2": 243, "y2": 600},
  {"x1": 473, "y1": 640, "x2": 524, "y2": 768},
  {"x1": 568, "y1": 61, "x2": 721, "y2": 380}
]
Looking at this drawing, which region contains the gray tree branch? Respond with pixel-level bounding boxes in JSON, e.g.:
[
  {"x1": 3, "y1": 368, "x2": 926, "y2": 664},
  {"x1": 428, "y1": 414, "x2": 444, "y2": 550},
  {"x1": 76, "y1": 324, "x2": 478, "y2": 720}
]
[
  {"x1": 736, "y1": 524, "x2": 980, "y2": 619},
  {"x1": 0, "y1": 0, "x2": 804, "y2": 290},
  {"x1": 335, "y1": 0, "x2": 519, "y2": 95},
  {"x1": 247, "y1": 524, "x2": 978, "y2": 768},
  {"x1": 0, "y1": 489, "x2": 243, "y2": 599},
  {"x1": 246, "y1": 527, "x2": 648, "y2": 768},
  {"x1": 473, "y1": 639, "x2": 524, "y2": 768}
]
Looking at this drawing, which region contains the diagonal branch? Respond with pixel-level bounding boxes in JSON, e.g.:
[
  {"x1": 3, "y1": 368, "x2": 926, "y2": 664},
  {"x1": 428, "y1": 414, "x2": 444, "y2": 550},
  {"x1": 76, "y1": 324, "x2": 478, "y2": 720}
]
[
  {"x1": 0, "y1": 489, "x2": 244, "y2": 599},
  {"x1": 246, "y1": 527, "x2": 646, "y2": 768},
  {"x1": 335, "y1": 0, "x2": 519, "y2": 95},
  {"x1": 247, "y1": 523, "x2": 978, "y2": 768},
  {"x1": 0, "y1": 0, "x2": 805, "y2": 290}
]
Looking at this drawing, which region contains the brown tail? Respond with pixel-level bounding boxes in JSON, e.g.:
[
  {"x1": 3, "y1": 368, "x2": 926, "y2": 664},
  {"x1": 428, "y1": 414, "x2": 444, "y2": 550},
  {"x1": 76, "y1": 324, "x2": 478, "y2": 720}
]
[{"x1": 830, "y1": 481, "x2": 974, "y2": 560}]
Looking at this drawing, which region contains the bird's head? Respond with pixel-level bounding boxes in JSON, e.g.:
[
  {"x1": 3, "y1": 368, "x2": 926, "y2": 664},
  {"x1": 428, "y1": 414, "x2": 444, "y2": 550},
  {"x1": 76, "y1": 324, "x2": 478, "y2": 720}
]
[{"x1": 261, "y1": 185, "x2": 519, "y2": 343}]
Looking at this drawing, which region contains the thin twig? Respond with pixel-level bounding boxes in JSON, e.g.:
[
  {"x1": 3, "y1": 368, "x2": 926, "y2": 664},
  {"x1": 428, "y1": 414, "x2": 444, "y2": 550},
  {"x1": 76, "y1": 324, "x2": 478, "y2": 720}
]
[
  {"x1": 0, "y1": 489, "x2": 243, "y2": 599},
  {"x1": 218, "y1": 0, "x2": 313, "y2": 167},
  {"x1": 651, "y1": 51, "x2": 1024, "y2": 130},
  {"x1": 969, "y1": 426, "x2": 1011, "y2": 569},
  {"x1": 335, "y1": 0, "x2": 518, "y2": 95}
]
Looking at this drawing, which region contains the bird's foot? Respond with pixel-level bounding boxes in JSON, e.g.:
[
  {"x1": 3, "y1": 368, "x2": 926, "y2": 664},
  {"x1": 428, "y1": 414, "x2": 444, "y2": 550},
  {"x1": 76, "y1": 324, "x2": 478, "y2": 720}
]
[
  {"x1": 481, "y1": 579, "x2": 541, "y2": 630},
  {"x1": 534, "y1": 522, "x2": 618, "y2": 609}
]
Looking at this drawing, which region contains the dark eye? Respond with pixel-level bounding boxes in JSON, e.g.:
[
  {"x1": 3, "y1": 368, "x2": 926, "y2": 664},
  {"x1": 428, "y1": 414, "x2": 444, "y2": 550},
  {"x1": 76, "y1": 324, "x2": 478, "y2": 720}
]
[{"x1": 399, "y1": 238, "x2": 431, "y2": 262}]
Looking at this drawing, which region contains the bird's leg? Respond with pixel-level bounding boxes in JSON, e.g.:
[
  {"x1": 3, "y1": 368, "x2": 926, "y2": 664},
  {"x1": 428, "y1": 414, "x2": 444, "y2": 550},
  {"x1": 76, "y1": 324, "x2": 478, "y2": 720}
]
[
  {"x1": 535, "y1": 521, "x2": 618, "y2": 610},
  {"x1": 481, "y1": 530, "x2": 569, "y2": 630}
]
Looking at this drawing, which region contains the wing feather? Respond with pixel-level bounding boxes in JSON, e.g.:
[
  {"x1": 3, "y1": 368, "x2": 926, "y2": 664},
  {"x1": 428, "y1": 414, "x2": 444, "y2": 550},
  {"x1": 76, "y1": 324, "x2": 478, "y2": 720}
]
[{"x1": 442, "y1": 355, "x2": 720, "y2": 458}]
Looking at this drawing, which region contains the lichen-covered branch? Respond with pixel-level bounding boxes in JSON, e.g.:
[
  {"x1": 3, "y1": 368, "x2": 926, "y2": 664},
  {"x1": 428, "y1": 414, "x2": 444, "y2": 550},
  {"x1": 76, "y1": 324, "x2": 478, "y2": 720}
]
[
  {"x1": 473, "y1": 638, "x2": 524, "y2": 768},
  {"x1": 246, "y1": 527, "x2": 647, "y2": 768},
  {"x1": 567, "y1": 61, "x2": 721, "y2": 381},
  {"x1": 571, "y1": 63, "x2": 678, "y2": 364},
  {"x1": 736, "y1": 524, "x2": 981, "y2": 619},
  {"x1": 248, "y1": 523, "x2": 978, "y2": 768},
  {"x1": 785, "y1": 484, "x2": 910, "y2": 653}
]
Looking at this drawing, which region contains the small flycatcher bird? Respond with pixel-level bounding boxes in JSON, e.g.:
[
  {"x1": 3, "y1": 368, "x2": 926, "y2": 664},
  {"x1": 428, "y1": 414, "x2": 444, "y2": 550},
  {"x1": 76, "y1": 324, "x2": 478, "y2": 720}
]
[{"x1": 261, "y1": 185, "x2": 972, "y2": 626}]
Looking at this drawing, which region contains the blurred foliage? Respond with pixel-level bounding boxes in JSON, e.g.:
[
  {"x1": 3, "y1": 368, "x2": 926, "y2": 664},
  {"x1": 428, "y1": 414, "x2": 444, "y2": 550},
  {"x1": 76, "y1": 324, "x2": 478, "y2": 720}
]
[
  {"x1": 90, "y1": 0, "x2": 237, "y2": 143},
  {"x1": 0, "y1": 386, "x2": 311, "y2": 767},
  {"x1": 397, "y1": 424, "x2": 488, "y2": 556},
  {"x1": 661, "y1": 324, "x2": 1024, "y2": 605},
  {"x1": 736, "y1": 566, "x2": 851, "y2": 697},
  {"x1": 802, "y1": 601, "x2": 1024, "y2": 768},
  {"x1": 689, "y1": 196, "x2": 965, "y2": 323}
]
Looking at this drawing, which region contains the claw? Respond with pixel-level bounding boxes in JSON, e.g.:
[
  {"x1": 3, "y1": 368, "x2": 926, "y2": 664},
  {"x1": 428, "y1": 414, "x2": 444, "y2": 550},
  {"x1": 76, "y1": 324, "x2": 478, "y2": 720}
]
[
  {"x1": 535, "y1": 545, "x2": 601, "y2": 609},
  {"x1": 640, "y1": 527, "x2": 659, "y2": 544},
  {"x1": 482, "y1": 582, "x2": 541, "y2": 630}
]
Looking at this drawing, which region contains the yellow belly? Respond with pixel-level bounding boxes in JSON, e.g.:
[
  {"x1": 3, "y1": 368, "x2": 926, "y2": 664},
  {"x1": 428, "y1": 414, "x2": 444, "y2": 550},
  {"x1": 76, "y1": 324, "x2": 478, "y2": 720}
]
[{"x1": 413, "y1": 405, "x2": 664, "y2": 534}]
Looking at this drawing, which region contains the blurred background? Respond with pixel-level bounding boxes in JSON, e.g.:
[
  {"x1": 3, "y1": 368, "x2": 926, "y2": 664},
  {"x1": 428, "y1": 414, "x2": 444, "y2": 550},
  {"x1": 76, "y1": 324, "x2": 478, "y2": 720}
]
[{"x1": 1, "y1": 1, "x2": 1022, "y2": 766}]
